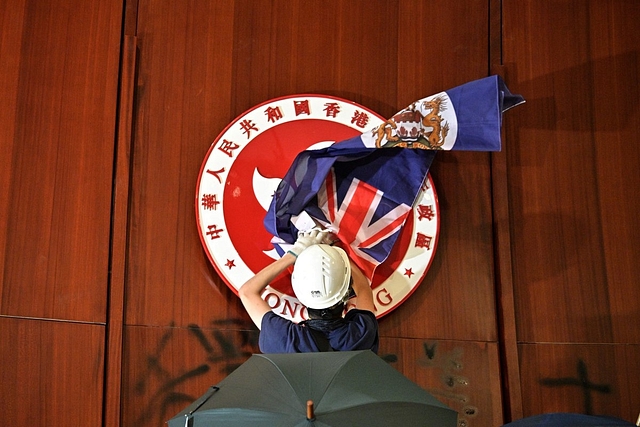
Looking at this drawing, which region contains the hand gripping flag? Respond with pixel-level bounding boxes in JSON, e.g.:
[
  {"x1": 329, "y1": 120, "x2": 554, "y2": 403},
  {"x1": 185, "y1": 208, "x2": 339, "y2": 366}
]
[{"x1": 264, "y1": 75, "x2": 524, "y2": 279}]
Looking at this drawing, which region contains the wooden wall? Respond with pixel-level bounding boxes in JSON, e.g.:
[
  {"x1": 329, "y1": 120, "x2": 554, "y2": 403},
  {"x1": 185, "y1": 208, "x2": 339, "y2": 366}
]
[
  {"x1": 0, "y1": 1, "x2": 637, "y2": 426},
  {"x1": 0, "y1": 0, "x2": 121, "y2": 425},
  {"x1": 502, "y1": 0, "x2": 640, "y2": 420}
]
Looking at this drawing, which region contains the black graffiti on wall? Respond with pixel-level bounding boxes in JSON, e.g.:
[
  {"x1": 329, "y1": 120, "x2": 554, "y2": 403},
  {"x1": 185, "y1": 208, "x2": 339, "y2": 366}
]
[
  {"x1": 539, "y1": 358, "x2": 611, "y2": 415},
  {"x1": 132, "y1": 319, "x2": 258, "y2": 426}
]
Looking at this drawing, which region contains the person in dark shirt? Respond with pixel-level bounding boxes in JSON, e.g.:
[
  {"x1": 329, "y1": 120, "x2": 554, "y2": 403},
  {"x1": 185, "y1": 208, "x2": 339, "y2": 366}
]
[{"x1": 239, "y1": 229, "x2": 379, "y2": 353}]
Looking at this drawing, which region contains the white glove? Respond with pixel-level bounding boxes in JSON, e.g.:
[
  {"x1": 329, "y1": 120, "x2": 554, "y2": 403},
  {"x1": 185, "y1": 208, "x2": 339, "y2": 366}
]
[{"x1": 288, "y1": 228, "x2": 331, "y2": 257}]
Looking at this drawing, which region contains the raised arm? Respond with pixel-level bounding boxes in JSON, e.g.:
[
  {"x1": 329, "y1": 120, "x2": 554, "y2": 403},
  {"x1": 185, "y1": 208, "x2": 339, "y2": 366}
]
[
  {"x1": 348, "y1": 260, "x2": 376, "y2": 313},
  {"x1": 238, "y1": 252, "x2": 296, "y2": 329}
]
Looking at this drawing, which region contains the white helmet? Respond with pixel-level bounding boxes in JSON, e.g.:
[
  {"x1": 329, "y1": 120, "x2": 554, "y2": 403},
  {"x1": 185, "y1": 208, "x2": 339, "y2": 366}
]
[{"x1": 291, "y1": 244, "x2": 351, "y2": 309}]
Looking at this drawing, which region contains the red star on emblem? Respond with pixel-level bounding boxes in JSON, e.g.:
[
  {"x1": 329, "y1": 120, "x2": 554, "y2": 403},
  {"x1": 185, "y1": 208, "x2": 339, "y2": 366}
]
[
  {"x1": 225, "y1": 259, "x2": 236, "y2": 269},
  {"x1": 404, "y1": 268, "x2": 414, "y2": 278}
]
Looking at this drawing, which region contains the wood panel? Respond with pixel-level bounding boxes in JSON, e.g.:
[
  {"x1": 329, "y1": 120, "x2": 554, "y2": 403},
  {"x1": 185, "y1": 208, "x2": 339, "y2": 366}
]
[
  {"x1": 0, "y1": 317, "x2": 105, "y2": 426},
  {"x1": 588, "y1": 2, "x2": 640, "y2": 345},
  {"x1": 380, "y1": 338, "x2": 504, "y2": 427},
  {"x1": 397, "y1": 0, "x2": 490, "y2": 102},
  {"x1": 503, "y1": 0, "x2": 640, "y2": 343},
  {"x1": 126, "y1": 0, "x2": 240, "y2": 327},
  {"x1": 518, "y1": 343, "x2": 640, "y2": 423},
  {"x1": 502, "y1": 0, "x2": 640, "y2": 421},
  {"x1": 0, "y1": 0, "x2": 26, "y2": 295},
  {"x1": 229, "y1": 0, "x2": 400, "y2": 117},
  {"x1": 0, "y1": 0, "x2": 122, "y2": 322}
]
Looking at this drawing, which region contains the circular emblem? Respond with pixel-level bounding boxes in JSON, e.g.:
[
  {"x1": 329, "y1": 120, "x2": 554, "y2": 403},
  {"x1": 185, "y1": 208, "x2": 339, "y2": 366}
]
[{"x1": 196, "y1": 95, "x2": 440, "y2": 322}]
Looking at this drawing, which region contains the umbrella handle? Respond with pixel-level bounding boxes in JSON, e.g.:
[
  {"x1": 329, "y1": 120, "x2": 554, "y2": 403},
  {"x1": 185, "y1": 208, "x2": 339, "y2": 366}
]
[{"x1": 307, "y1": 400, "x2": 315, "y2": 421}]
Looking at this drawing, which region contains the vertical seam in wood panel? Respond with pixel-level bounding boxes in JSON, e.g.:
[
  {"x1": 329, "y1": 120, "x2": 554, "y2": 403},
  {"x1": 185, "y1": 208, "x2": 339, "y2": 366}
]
[
  {"x1": 489, "y1": 0, "x2": 503, "y2": 71},
  {"x1": 490, "y1": 0, "x2": 524, "y2": 422},
  {"x1": 490, "y1": 144, "x2": 524, "y2": 422},
  {"x1": 103, "y1": 18, "x2": 138, "y2": 427}
]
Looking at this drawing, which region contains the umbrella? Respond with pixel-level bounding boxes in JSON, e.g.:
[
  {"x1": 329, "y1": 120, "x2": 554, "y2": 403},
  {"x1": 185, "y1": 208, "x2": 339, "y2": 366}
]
[
  {"x1": 501, "y1": 412, "x2": 636, "y2": 427},
  {"x1": 167, "y1": 350, "x2": 457, "y2": 427}
]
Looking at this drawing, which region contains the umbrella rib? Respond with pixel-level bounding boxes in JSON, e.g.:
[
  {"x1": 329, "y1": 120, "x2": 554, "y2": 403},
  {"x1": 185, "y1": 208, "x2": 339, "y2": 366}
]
[
  {"x1": 259, "y1": 355, "x2": 310, "y2": 408},
  {"x1": 187, "y1": 386, "x2": 219, "y2": 415}
]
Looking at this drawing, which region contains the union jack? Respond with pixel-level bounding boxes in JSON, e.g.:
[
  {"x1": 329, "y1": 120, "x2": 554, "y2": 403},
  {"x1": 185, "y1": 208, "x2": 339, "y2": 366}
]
[{"x1": 317, "y1": 169, "x2": 412, "y2": 278}]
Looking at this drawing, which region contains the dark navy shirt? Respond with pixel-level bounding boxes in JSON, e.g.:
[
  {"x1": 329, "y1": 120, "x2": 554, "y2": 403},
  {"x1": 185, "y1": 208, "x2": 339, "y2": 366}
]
[{"x1": 259, "y1": 309, "x2": 379, "y2": 354}]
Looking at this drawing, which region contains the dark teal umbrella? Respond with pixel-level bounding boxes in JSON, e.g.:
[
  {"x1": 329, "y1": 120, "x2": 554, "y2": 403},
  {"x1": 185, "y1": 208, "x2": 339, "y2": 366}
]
[{"x1": 168, "y1": 350, "x2": 457, "y2": 427}]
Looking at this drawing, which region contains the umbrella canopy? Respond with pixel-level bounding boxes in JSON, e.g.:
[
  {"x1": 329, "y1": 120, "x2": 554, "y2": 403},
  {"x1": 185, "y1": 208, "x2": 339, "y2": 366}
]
[
  {"x1": 168, "y1": 350, "x2": 457, "y2": 427},
  {"x1": 501, "y1": 413, "x2": 635, "y2": 427}
]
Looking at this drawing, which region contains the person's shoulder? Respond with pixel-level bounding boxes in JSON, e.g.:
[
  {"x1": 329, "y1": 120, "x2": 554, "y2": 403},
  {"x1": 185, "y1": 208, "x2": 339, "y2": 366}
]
[
  {"x1": 344, "y1": 308, "x2": 378, "y2": 325},
  {"x1": 328, "y1": 309, "x2": 379, "y2": 353},
  {"x1": 259, "y1": 313, "x2": 318, "y2": 353},
  {"x1": 345, "y1": 308, "x2": 377, "y2": 318},
  {"x1": 261, "y1": 310, "x2": 292, "y2": 328},
  {"x1": 261, "y1": 311, "x2": 310, "y2": 336}
]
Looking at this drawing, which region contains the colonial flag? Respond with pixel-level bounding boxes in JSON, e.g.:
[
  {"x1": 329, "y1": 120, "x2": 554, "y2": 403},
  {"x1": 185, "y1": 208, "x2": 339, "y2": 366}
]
[{"x1": 264, "y1": 75, "x2": 524, "y2": 279}]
